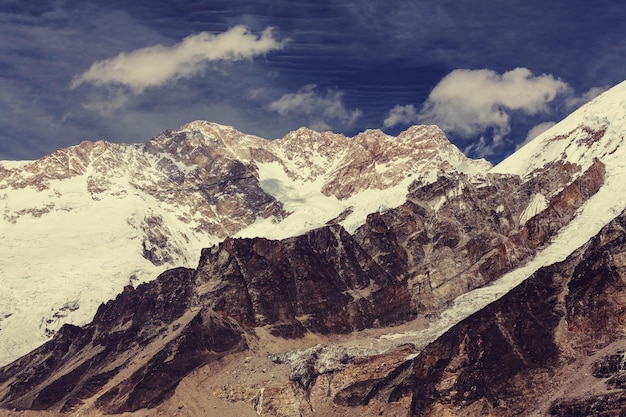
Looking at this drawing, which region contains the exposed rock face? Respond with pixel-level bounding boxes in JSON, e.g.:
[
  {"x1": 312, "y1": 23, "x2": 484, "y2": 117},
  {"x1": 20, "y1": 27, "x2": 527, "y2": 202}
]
[
  {"x1": 0, "y1": 120, "x2": 489, "y2": 366},
  {"x1": 0, "y1": 268, "x2": 247, "y2": 414},
  {"x1": 355, "y1": 207, "x2": 626, "y2": 417},
  {"x1": 0, "y1": 157, "x2": 606, "y2": 416},
  {"x1": 0, "y1": 223, "x2": 415, "y2": 414},
  {"x1": 549, "y1": 350, "x2": 626, "y2": 417},
  {"x1": 143, "y1": 125, "x2": 288, "y2": 237},
  {"x1": 195, "y1": 225, "x2": 415, "y2": 337},
  {"x1": 328, "y1": 343, "x2": 418, "y2": 407},
  {"x1": 353, "y1": 158, "x2": 605, "y2": 314},
  {"x1": 310, "y1": 125, "x2": 490, "y2": 200}
]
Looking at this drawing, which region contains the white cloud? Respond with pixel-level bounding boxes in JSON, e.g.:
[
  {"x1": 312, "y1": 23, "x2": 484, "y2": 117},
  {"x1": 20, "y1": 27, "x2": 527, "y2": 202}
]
[
  {"x1": 71, "y1": 26, "x2": 285, "y2": 94},
  {"x1": 381, "y1": 69, "x2": 612, "y2": 159},
  {"x1": 383, "y1": 104, "x2": 418, "y2": 128},
  {"x1": 565, "y1": 86, "x2": 608, "y2": 109},
  {"x1": 463, "y1": 135, "x2": 503, "y2": 159},
  {"x1": 383, "y1": 68, "x2": 576, "y2": 157},
  {"x1": 465, "y1": 120, "x2": 557, "y2": 158},
  {"x1": 268, "y1": 84, "x2": 362, "y2": 130},
  {"x1": 416, "y1": 68, "x2": 569, "y2": 138}
]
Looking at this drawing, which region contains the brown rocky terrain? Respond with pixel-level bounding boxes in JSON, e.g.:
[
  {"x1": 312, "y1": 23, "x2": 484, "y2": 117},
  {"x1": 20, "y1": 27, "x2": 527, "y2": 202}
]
[
  {"x1": 354, "y1": 158, "x2": 604, "y2": 314},
  {"x1": 386, "y1": 206, "x2": 626, "y2": 417}
]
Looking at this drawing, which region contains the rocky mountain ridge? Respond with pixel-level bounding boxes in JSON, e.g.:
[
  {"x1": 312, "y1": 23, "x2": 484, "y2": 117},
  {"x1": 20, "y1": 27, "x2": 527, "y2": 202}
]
[{"x1": 0, "y1": 122, "x2": 487, "y2": 366}]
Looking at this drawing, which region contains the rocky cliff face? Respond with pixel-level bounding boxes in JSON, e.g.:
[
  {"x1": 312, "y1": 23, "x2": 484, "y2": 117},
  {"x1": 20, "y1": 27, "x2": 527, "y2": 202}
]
[
  {"x1": 390, "y1": 206, "x2": 626, "y2": 417},
  {"x1": 0, "y1": 221, "x2": 418, "y2": 414},
  {"x1": 194, "y1": 225, "x2": 414, "y2": 337},
  {"x1": 255, "y1": 198, "x2": 626, "y2": 417},
  {"x1": 353, "y1": 158, "x2": 604, "y2": 315},
  {"x1": 0, "y1": 268, "x2": 248, "y2": 414}
]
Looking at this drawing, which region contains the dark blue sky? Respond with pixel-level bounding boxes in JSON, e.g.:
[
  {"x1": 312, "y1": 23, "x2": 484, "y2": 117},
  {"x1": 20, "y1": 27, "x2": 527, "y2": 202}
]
[{"x1": 1, "y1": 0, "x2": 625, "y2": 162}]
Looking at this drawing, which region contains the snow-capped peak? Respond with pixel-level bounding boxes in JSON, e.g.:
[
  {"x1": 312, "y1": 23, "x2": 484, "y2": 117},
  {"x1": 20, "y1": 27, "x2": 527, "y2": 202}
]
[
  {"x1": 0, "y1": 122, "x2": 488, "y2": 366},
  {"x1": 492, "y1": 80, "x2": 626, "y2": 177}
]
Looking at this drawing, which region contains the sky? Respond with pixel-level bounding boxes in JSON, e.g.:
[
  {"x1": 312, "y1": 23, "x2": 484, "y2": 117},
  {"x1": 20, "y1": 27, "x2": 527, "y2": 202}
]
[{"x1": 1, "y1": 0, "x2": 625, "y2": 163}]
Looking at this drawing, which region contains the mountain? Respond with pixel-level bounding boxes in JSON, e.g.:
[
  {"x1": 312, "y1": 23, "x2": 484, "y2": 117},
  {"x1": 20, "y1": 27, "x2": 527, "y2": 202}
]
[
  {"x1": 0, "y1": 122, "x2": 488, "y2": 366},
  {"x1": 0, "y1": 79, "x2": 624, "y2": 417}
]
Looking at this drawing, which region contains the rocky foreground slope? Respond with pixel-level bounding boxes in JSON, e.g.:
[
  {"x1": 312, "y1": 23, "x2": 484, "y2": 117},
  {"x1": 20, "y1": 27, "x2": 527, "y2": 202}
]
[{"x1": 402, "y1": 206, "x2": 626, "y2": 417}]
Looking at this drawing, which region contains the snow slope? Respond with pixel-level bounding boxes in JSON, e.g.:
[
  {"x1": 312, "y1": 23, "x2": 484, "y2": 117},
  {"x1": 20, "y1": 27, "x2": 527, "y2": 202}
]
[
  {"x1": 0, "y1": 160, "x2": 211, "y2": 365},
  {"x1": 493, "y1": 80, "x2": 626, "y2": 177}
]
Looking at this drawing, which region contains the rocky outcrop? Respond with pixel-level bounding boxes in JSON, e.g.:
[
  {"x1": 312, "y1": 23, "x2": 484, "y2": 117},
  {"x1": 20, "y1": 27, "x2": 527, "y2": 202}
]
[
  {"x1": 225, "y1": 159, "x2": 608, "y2": 417},
  {"x1": 353, "y1": 159, "x2": 604, "y2": 315},
  {"x1": 195, "y1": 224, "x2": 416, "y2": 336},
  {"x1": 515, "y1": 158, "x2": 605, "y2": 248},
  {"x1": 0, "y1": 224, "x2": 416, "y2": 414},
  {"x1": 315, "y1": 125, "x2": 490, "y2": 200},
  {"x1": 405, "y1": 263, "x2": 566, "y2": 416},
  {"x1": 550, "y1": 348, "x2": 626, "y2": 417},
  {"x1": 352, "y1": 207, "x2": 626, "y2": 417},
  {"x1": 0, "y1": 268, "x2": 248, "y2": 414},
  {"x1": 0, "y1": 155, "x2": 607, "y2": 416}
]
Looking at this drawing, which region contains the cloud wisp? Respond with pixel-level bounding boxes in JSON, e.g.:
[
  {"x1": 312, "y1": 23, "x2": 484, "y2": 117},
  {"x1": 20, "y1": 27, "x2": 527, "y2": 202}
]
[
  {"x1": 268, "y1": 84, "x2": 362, "y2": 131},
  {"x1": 383, "y1": 104, "x2": 419, "y2": 129},
  {"x1": 70, "y1": 26, "x2": 285, "y2": 95},
  {"x1": 384, "y1": 68, "x2": 576, "y2": 157},
  {"x1": 521, "y1": 121, "x2": 557, "y2": 148}
]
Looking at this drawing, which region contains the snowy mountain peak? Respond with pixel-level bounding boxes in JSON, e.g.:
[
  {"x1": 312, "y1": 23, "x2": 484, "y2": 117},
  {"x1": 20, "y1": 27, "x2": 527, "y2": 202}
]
[
  {"x1": 398, "y1": 124, "x2": 492, "y2": 174},
  {"x1": 147, "y1": 120, "x2": 266, "y2": 164},
  {"x1": 493, "y1": 80, "x2": 626, "y2": 178},
  {"x1": 0, "y1": 139, "x2": 123, "y2": 190},
  {"x1": 0, "y1": 121, "x2": 489, "y2": 366},
  {"x1": 286, "y1": 125, "x2": 325, "y2": 138}
]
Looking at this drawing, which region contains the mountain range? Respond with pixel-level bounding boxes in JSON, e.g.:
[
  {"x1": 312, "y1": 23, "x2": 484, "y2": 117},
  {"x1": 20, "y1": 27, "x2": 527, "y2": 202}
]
[{"x1": 0, "y1": 79, "x2": 624, "y2": 416}]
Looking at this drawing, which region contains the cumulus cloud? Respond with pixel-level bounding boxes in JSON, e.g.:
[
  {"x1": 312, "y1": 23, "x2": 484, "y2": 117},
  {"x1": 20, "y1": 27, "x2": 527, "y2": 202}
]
[
  {"x1": 71, "y1": 26, "x2": 285, "y2": 94},
  {"x1": 565, "y1": 86, "x2": 608, "y2": 109},
  {"x1": 463, "y1": 135, "x2": 503, "y2": 158},
  {"x1": 416, "y1": 68, "x2": 569, "y2": 137},
  {"x1": 268, "y1": 84, "x2": 362, "y2": 130}
]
